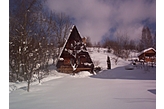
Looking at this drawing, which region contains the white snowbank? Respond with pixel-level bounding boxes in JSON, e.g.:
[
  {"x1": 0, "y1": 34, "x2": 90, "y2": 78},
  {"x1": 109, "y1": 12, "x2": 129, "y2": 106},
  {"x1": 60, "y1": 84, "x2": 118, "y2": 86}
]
[
  {"x1": 9, "y1": 82, "x2": 27, "y2": 93},
  {"x1": 9, "y1": 70, "x2": 63, "y2": 93},
  {"x1": 72, "y1": 71, "x2": 93, "y2": 78}
]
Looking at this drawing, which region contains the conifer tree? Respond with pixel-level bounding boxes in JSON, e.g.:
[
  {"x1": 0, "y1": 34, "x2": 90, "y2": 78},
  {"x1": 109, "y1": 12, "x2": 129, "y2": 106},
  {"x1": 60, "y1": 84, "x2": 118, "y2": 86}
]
[{"x1": 139, "y1": 26, "x2": 153, "y2": 51}]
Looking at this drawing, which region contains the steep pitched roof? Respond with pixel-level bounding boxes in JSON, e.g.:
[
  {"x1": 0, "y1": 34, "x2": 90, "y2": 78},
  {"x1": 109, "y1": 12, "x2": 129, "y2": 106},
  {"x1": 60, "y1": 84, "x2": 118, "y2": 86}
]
[
  {"x1": 56, "y1": 25, "x2": 92, "y2": 63},
  {"x1": 57, "y1": 25, "x2": 75, "y2": 59}
]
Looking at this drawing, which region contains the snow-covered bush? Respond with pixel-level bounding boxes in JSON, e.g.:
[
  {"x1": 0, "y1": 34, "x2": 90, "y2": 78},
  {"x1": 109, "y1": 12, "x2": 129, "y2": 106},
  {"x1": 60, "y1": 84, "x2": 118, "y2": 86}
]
[
  {"x1": 94, "y1": 66, "x2": 102, "y2": 73},
  {"x1": 73, "y1": 71, "x2": 93, "y2": 78}
]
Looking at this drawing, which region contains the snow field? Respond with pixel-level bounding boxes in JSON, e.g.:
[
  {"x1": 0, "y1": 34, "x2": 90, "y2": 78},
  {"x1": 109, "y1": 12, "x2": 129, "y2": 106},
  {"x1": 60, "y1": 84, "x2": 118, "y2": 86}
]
[
  {"x1": 9, "y1": 69, "x2": 63, "y2": 93},
  {"x1": 9, "y1": 47, "x2": 156, "y2": 109},
  {"x1": 9, "y1": 74, "x2": 155, "y2": 109},
  {"x1": 88, "y1": 47, "x2": 131, "y2": 69}
]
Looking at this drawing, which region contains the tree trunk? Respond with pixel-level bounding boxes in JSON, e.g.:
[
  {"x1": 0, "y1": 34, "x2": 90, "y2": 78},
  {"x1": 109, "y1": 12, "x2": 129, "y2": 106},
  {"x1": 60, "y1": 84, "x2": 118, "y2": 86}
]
[{"x1": 38, "y1": 70, "x2": 42, "y2": 84}]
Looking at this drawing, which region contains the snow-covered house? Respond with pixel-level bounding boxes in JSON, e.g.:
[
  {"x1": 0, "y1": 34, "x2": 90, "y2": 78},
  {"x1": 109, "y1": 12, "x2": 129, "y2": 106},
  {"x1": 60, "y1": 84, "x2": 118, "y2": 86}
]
[
  {"x1": 138, "y1": 47, "x2": 156, "y2": 63},
  {"x1": 56, "y1": 25, "x2": 94, "y2": 74}
]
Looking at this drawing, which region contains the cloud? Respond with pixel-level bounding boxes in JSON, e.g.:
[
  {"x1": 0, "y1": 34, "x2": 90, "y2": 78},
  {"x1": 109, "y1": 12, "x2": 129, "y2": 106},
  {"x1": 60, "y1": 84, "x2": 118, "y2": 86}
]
[
  {"x1": 105, "y1": 0, "x2": 156, "y2": 40},
  {"x1": 46, "y1": 0, "x2": 156, "y2": 43}
]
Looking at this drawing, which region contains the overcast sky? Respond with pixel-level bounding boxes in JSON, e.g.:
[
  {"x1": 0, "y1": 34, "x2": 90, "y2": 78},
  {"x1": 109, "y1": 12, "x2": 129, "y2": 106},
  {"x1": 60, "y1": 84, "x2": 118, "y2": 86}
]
[{"x1": 46, "y1": 0, "x2": 156, "y2": 43}]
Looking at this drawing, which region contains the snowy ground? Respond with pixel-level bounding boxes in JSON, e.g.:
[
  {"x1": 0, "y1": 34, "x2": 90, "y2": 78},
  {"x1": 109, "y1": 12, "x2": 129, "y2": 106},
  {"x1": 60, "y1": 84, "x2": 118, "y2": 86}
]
[{"x1": 9, "y1": 48, "x2": 156, "y2": 109}]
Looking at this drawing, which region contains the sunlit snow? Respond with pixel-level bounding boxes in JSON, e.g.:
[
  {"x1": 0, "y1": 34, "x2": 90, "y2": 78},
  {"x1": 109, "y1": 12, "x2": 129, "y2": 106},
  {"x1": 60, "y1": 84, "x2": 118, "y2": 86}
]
[{"x1": 9, "y1": 48, "x2": 156, "y2": 109}]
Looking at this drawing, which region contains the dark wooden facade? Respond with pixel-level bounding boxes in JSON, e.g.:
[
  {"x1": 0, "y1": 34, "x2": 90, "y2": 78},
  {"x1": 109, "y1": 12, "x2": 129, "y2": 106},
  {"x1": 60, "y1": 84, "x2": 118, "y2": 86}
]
[
  {"x1": 138, "y1": 48, "x2": 156, "y2": 63},
  {"x1": 56, "y1": 25, "x2": 94, "y2": 74}
]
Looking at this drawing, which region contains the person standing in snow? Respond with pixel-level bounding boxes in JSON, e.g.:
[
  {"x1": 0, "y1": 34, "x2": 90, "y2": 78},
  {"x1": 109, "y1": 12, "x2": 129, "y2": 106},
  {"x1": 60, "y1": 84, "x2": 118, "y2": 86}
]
[
  {"x1": 90, "y1": 63, "x2": 94, "y2": 74},
  {"x1": 107, "y1": 56, "x2": 111, "y2": 69}
]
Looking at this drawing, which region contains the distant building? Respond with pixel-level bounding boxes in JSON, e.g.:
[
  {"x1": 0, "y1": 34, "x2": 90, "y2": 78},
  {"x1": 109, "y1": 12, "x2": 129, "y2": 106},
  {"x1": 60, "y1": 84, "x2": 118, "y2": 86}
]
[
  {"x1": 56, "y1": 25, "x2": 94, "y2": 74},
  {"x1": 138, "y1": 48, "x2": 156, "y2": 63}
]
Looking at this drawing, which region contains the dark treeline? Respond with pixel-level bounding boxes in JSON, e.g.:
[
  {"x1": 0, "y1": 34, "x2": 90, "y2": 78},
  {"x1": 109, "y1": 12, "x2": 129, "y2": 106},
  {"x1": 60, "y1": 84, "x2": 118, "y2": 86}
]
[
  {"x1": 101, "y1": 26, "x2": 156, "y2": 59},
  {"x1": 9, "y1": 0, "x2": 72, "y2": 91}
]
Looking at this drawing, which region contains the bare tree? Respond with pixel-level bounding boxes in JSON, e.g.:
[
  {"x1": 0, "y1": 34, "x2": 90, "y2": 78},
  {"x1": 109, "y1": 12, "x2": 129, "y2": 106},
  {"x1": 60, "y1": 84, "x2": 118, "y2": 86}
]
[
  {"x1": 112, "y1": 31, "x2": 131, "y2": 59},
  {"x1": 86, "y1": 36, "x2": 92, "y2": 47},
  {"x1": 49, "y1": 12, "x2": 72, "y2": 56},
  {"x1": 113, "y1": 32, "x2": 124, "y2": 58},
  {"x1": 112, "y1": 57, "x2": 119, "y2": 65},
  {"x1": 152, "y1": 32, "x2": 156, "y2": 49},
  {"x1": 9, "y1": 0, "x2": 46, "y2": 91},
  {"x1": 10, "y1": 0, "x2": 73, "y2": 91}
]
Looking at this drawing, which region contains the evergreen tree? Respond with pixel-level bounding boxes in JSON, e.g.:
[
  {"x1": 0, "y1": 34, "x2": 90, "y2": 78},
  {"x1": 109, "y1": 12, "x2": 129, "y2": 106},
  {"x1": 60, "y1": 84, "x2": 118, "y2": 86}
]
[
  {"x1": 107, "y1": 56, "x2": 111, "y2": 69},
  {"x1": 139, "y1": 26, "x2": 153, "y2": 51}
]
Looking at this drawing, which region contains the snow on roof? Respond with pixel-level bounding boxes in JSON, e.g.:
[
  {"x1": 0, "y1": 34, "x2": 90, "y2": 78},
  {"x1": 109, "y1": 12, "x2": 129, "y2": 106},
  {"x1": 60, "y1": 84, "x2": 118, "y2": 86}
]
[
  {"x1": 138, "y1": 47, "x2": 156, "y2": 57},
  {"x1": 57, "y1": 25, "x2": 75, "y2": 61},
  {"x1": 57, "y1": 25, "x2": 85, "y2": 59}
]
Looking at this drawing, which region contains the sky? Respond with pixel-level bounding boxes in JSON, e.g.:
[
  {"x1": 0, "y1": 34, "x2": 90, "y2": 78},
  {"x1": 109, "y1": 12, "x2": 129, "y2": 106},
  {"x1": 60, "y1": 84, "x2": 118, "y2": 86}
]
[{"x1": 46, "y1": 0, "x2": 156, "y2": 43}]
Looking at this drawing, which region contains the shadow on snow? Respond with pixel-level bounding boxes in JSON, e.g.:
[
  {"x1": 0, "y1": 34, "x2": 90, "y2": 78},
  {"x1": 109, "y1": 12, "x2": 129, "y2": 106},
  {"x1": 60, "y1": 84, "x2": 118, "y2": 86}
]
[
  {"x1": 91, "y1": 65, "x2": 156, "y2": 80},
  {"x1": 113, "y1": 97, "x2": 155, "y2": 103},
  {"x1": 148, "y1": 89, "x2": 156, "y2": 95}
]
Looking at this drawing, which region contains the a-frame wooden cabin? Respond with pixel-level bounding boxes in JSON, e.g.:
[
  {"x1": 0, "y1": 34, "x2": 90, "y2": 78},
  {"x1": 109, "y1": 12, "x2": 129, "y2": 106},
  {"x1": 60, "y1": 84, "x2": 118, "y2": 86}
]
[{"x1": 56, "y1": 25, "x2": 94, "y2": 74}]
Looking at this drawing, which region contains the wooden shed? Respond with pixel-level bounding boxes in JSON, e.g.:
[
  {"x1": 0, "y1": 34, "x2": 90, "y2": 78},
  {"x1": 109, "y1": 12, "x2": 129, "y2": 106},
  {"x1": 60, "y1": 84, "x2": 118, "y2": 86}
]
[
  {"x1": 138, "y1": 48, "x2": 156, "y2": 63},
  {"x1": 56, "y1": 25, "x2": 94, "y2": 74}
]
